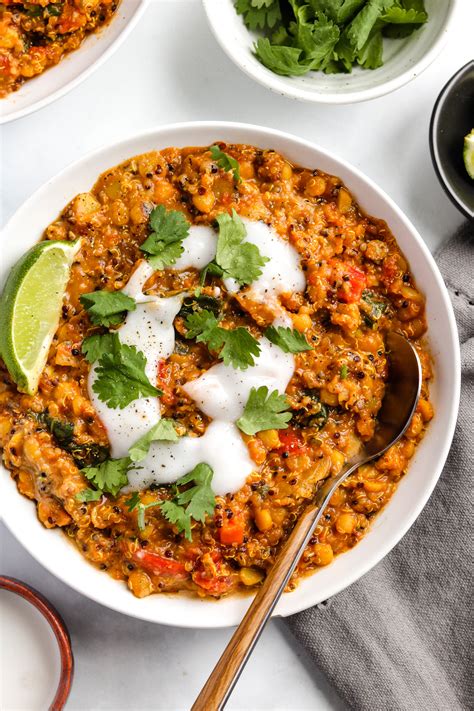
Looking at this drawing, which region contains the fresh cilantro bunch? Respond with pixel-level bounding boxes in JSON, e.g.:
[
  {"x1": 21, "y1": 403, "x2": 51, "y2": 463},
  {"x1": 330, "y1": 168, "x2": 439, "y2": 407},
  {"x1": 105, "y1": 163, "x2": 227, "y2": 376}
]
[
  {"x1": 237, "y1": 386, "x2": 292, "y2": 435},
  {"x1": 89, "y1": 333, "x2": 161, "y2": 409},
  {"x1": 140, "y1": 205, "x2": 190, "y2": 270},
  {"x1": 126, "y1": 463, "x2": 216, "y2": 540},
  {"x1": 201, "y1": 210, "x2": 268, "y2": 287},
  {"x1": 185, "y1": 309, "x2": 261, "y2": 370},
  {"x1": 235, "y1": 0, "x2": 428, "y2": 76},
  {"x1": 80, "y1": 290, "x2": 136, "y2": 327}
]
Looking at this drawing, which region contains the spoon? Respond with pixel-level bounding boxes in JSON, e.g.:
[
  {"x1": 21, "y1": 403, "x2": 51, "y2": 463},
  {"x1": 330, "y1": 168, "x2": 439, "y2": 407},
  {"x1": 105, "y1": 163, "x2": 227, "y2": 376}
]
[{"x1": 192, "y1": 332, "x2": 421, "y2": 711}]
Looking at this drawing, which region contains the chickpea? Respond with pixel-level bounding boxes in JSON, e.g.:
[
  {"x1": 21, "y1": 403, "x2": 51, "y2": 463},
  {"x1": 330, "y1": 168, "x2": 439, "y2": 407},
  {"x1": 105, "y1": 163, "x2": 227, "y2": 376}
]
[
  {"x1": 365, "y1": 240, "x2": 389, "y2": 263},
  {"x1": 337, "y1": 188, "x2": 352, "y2": 213},
  {"x1": 109, "y1": 199, "x2": 129, "y2": 226},
  {"x1": 247, "y1": 437, "x2": 266, "y2": 465},
  {"x1": 313, "y1": 543, "x2": 334, "y2": 566},
  {"x1": 192, "y1": 190, "x2": 216, "y2": 213},
  {"x1": 281, "y1": 162, "x2": 293, "y2": 181},
  {"x1": 153, "y1": 180, "x2": 175, "y2": 203},
  {"x1": 292, "y1": 312, "x2": 312, "y2": 332},
  {"x1": 364, "y1": 480, "x2": 386, "y2": 492},
  {"x1": 255, "y1": 509, "x2": 273, "y2": 532},
  {"x1": 128, "y1": 570, "x2": 153, "y2": 598},
  {"x1": 335, "y1": 512, "x2": 357, "y2": 534},
  {"x1": 305, "y1": 176, "x2": 326, "y2": 197},
  {"x1": 418, "y1": 399, "x2": 434, "y2": 423},
  {"x1": 257, "y1": 429, "x2": 281, "y2": 449}
]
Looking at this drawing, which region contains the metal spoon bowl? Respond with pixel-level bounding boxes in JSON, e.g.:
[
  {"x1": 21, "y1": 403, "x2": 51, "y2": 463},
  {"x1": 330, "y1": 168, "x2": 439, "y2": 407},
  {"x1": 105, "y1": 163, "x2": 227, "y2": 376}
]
[{"x1": 192, "y1": 332, "x2": 422, "y2": 711}]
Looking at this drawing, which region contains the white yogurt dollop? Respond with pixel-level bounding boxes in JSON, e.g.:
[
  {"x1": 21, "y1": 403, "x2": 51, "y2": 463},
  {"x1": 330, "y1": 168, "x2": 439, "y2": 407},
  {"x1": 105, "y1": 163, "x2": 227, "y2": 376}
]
[
  {"x1": 183, "y1": 338, "x2": 294, "y2": 422},
  {"x1": 87, "y1": 218, "x2": 306, "y2": 495}
]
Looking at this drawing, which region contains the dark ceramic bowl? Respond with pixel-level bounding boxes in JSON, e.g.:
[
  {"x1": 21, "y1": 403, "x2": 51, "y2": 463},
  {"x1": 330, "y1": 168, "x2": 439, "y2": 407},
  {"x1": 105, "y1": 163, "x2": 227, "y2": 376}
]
[
  {"x1": 0, "y1": 576, "x2": 74, "y2": 710},
  {"x1": 430, "y1": 60, "x2": 474, "y2": 220}
]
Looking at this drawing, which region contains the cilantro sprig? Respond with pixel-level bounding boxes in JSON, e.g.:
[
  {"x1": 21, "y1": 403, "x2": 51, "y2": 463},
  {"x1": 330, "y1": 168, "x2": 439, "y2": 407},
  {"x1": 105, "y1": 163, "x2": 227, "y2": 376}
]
[
  {"x1": 264, "y1": 325, "x2": 312, "y2": 353},
  {"x1": 126, "y1": 463, "x2": 216, "y2": 540},
  {"x1": 91, "y1": 333, "x2": 161, "y2": 409},
  {"x1": 76, "y1": 419, "x2": 183, "y2": 502},
  {"x1": 201, "y1": 210, "x2": 268, "y2": 287},
  {"x1": 236, "y1": 0, "x2": 429, "y2": 77},
  {"x1": 80, "y1": 290, "x2": 136, "y2": 327},
  {"x1": 77, "y1": 456, "x2": 133, "y2": 501},
  {"x1": 140, "y1": 205, "x2": 190, "y2": 270},
  {"x1": 185, "y1": 309, "x2": 261, "y2": 370},
  {"x1": 237, "y1": 386, "x2": 292, "y2": 435},
  {"x1": 210, "y1": 145, "x2": 241, "y2": 183},
  {"x1": 128, "y1": 418, "x2": 180, "y2": 463}
]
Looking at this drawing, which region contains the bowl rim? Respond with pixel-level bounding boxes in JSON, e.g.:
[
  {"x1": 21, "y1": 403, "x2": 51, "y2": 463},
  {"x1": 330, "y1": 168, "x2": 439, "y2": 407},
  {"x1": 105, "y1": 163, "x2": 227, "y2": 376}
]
[
  {"x1": 202, "y1": 0, "x2": 459, "y2": 105},
  {"x1": 0, "y1": 121, "x2": 461, "y2": 628},
  {"x1": 0, "y1": 0, "x2": 149, "y2": 126},
  {"x1": 429, "y1": 59, "x2": 474, "y2": 220},
  {"x1": 0, "y1": 575, "x2": 74, "y2": 709}
]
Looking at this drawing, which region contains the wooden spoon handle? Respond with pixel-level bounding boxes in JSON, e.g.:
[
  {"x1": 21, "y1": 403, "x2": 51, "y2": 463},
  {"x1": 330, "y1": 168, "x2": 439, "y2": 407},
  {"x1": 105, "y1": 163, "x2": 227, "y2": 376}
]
[{"x1": 191, "y1": 502, "x2": 320, "y2": 711}]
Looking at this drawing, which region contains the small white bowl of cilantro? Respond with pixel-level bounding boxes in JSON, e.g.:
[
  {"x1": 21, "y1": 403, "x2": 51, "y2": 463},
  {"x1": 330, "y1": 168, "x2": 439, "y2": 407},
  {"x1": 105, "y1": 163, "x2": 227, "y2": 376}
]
[{"x1": 203, "y1": 0, "x2": 458, "y2": 104}]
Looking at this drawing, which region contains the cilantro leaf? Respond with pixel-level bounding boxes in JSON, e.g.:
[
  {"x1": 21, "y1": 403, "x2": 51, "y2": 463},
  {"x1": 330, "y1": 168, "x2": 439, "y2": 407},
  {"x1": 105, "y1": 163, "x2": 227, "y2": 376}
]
[
  {"x1": 210, "y1": 145, "x2": 241, "y2": 183},
  {"x1": 237, "y1": 386, "x2": 292, "y2": 435},
  {"x1": 76, "y1": 488, "x2": 103, "y2": 502},
  {"x1": 140, "y1": 205, "x2": 190, "y2": 270},
  {"x1": 92, "y1": 335, "x2": 160, "y2": 409},
  {"x1": 214, "y1": 210, "x2": 268, "y2": 285},
  {"x1": 340, "y1": 364, "x2": 349, "y2": 379},
  {"x1": 160, "y1": 500, "x2": 192, "y2": 540},
  {"x1": 381, "y1": 5, "x2": 427, "y2": 24},
  {"x1": 357, "y1": 29, "x2": 383, "y2": 68},
  {"x1": 308, "y1": 0, "x2": 366, "y2": 24},
  {"x1": 82, "y1": 333, "x2": 117, "y2": 364},
  {"x1": 346, "y1": 0, "x2": 392, "y2": 50},
  {"x1": 126, "y1": 492, "x2": 163, "y2": 531},
  {"x1": 219, "y1": 328, "x2": 261, "y2": 369},
  {"x1": 80, "y1": 290, "x2": 136, "y2": 327},
  {"x1": 81, "y1": 456, "x2": 132, "y2": 497},
  {"x1": 235, "y1": 0, "x2": 281, "y2": 31},
  {"x1": 264, "y1": 326, "x2": 313, "y2": 353},
  {"x1": 159, "y1": 464, "x2": 216, "y2": 540},
  {"x1": 254, "y1": 39, "x2": 312, "y2": 76},
  {"x1": 128, "y1": 419, "x2": 180, "y2": 463},
  {"x1": 292, "y1": 9, "x2": 340, "y2": 70},
  {"x1": 126, "y1": 464, "x2": 217, "y2": 539},
  {"x1": 184, "y1": 310, "x2": 261, "y2": 370}
]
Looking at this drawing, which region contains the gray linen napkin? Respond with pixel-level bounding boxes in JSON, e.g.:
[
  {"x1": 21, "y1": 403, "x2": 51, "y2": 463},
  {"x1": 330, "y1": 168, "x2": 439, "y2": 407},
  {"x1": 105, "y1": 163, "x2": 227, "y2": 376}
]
[{"x1": 286, "y1": 224, "x2": 474, "y2": 711}]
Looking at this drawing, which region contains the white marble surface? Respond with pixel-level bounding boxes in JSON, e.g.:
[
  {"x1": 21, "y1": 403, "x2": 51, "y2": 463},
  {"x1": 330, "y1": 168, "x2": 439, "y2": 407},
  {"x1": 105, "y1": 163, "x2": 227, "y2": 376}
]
[{"x1": 0, "y1": 1, "x2": 472, "y2": 709}]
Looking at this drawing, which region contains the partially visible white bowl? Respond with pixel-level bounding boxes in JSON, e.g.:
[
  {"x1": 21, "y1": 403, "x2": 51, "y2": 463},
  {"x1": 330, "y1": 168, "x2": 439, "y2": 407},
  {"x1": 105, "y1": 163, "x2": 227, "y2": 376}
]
[
  {"x1": 0, "y1": 122, "x2": 460, "y2": 628},
  {"x1": 0, "y1": 0, "x2": 148, "y2": 125},
  {"x1": 203, "y1": 0, "x2": 457, "y2": 104}
]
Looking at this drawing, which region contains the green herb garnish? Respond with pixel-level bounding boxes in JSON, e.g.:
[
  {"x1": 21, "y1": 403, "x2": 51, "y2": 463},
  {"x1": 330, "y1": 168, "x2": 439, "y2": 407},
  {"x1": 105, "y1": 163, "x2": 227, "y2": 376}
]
[
  {"x1": 264, "y1": 325, "x2": 312, "y2": 353},
  {"x1": 91, "y1": 333, "x2": 161, "y2": 409},
  {"x1": 210, "y1": 145, "x2": 241, "y2": 183},
  {"x1": 201, "y1": 210, "x2": 268, "y2": 287},
  {"x1": 185, "y1": 309, "x2": 261, "y2": 370},
  {"x1": 80, "y1": 290, "x2": 136, "y2": 327},
  {"x1": 126, "y1": 463, "x2": 216, "y2": 539},
  {"x1": 340, "y1": 364, "x2": 348, "y2": 379},
  {"x1": 140, "y1": 205, "x2": 190, "y2": 270},
  {"x1": 235, "y1": 0, "x2": 428, "y2": 77},
  {"x1": 237, "y1": 386, "x2": 292, "y2": 435},
  {"x1": 128, "y1": 419, "x2": 180, "y2": 463},
  {"x1": 77, "y1": 456, "x2": 133, "y2": 501},
  {"x1": 81, "y1": 333, "x2": 117, "y2": 363}
]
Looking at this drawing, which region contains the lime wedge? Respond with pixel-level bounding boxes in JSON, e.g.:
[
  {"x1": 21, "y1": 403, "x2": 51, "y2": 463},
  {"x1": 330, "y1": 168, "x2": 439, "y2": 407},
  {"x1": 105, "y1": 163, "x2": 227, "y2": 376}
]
[
  {"x1": 0, "y1": 240, "x2": 80, "y2": 394},
  {"x1": 463, "y1": 129, "x2": 474, "y2": 180}
]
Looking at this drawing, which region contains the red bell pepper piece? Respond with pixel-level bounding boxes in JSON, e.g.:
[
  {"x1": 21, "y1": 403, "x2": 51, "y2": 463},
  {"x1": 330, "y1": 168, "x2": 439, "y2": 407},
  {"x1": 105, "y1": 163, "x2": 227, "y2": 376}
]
[{"x1": 337, "y1": 265, "x2": 366, "y2": 303}]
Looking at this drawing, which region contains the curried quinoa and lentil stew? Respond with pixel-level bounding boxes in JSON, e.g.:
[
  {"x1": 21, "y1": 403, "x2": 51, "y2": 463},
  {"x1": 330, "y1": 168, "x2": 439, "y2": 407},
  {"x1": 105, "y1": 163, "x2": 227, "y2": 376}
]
[
  {"x1": 0, "y1": 0, "x2": 120, "y2": 97},
  {"x1": 0, "y1": 143, "x2": 434, "y2": 599}
]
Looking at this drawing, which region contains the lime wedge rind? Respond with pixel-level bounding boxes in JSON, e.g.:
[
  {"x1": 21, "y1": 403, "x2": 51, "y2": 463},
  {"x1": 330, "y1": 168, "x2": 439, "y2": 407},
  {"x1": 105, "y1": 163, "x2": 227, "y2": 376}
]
[
  {"x1": 463, "y1": 129, "x2": 474, "y2": 180},
  {"x1": 0, "y1": 240, "x2": 80, "y2": 394}
]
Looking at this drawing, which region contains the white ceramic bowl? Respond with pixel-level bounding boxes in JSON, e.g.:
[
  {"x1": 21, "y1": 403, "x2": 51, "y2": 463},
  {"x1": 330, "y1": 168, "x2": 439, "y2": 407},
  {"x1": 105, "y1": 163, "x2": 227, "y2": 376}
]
[
  {"x1": 0, "y1": 122, "x2": 460, "y2": 628},
  {"x1": 0, "y1": 0, "x2": 148, "y2": 125},
  {"x1": 203, "y1": 0, "x2": 457, "y2": 104}
]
